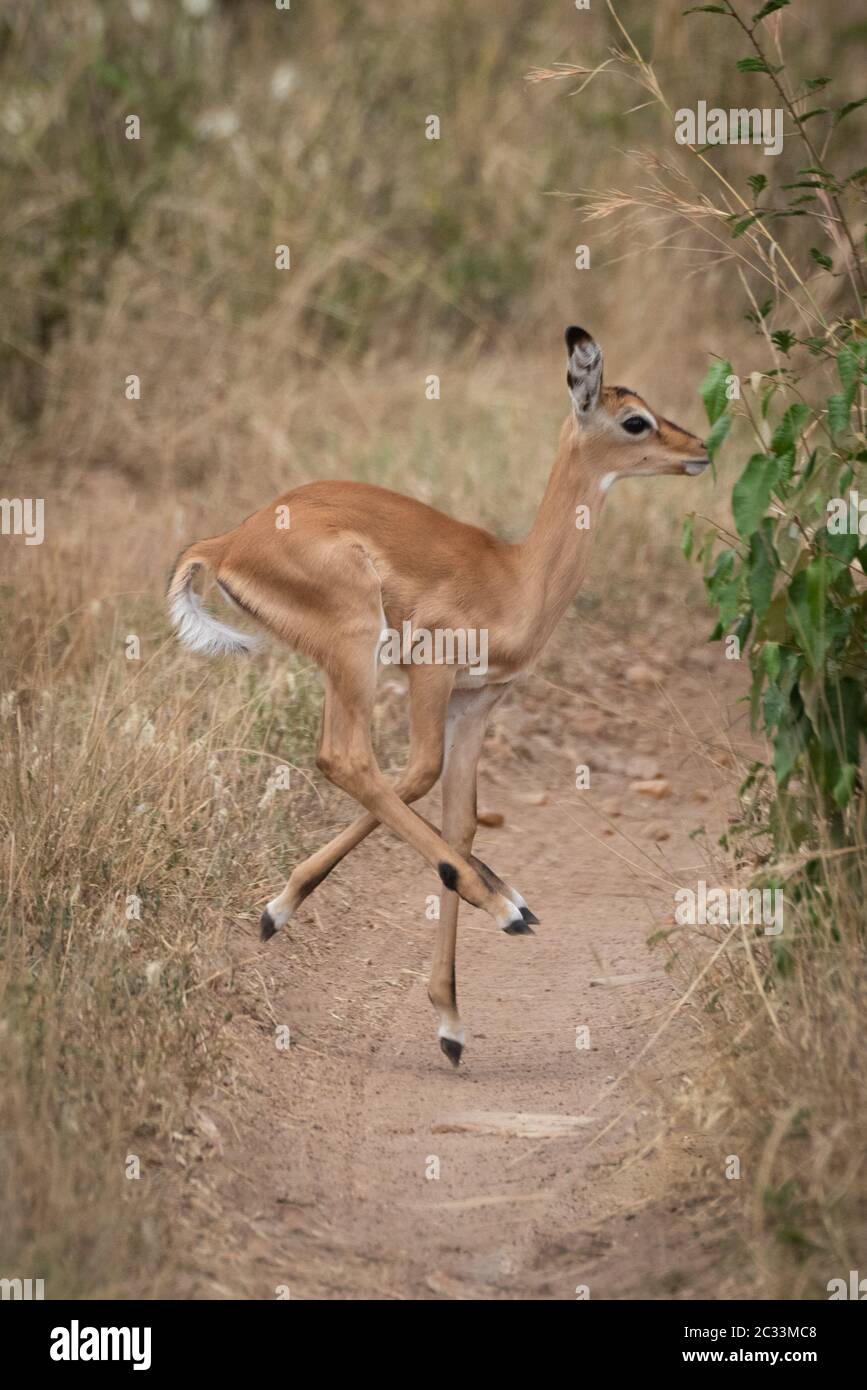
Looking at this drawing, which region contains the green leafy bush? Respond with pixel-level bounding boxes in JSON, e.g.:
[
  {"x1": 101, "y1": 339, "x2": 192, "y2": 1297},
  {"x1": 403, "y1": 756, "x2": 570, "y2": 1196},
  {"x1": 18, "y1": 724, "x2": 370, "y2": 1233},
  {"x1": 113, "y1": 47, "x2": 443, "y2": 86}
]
[{"x1": 680, "y1": 2, "x2": 867, "y2": 866}]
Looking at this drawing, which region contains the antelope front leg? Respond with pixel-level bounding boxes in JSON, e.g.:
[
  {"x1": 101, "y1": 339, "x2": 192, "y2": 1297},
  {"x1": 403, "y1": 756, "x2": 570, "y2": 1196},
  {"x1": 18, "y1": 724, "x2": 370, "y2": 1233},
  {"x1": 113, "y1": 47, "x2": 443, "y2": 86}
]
[
  {"x1": 306, "y1": 667, "x2": 526, "y2": 933},
  {"x1": 429, "y1": 684, "x2": 515, "y2": 1065},
  {"x1": 262, "y1": 806, "x2": 533, "y2": 939},
  {"x1": 263, "y1": 665, "x2": 454, "y2": 937},
  {"x1": 263, "y1": 666, "x2": 539, "y2": 939}
]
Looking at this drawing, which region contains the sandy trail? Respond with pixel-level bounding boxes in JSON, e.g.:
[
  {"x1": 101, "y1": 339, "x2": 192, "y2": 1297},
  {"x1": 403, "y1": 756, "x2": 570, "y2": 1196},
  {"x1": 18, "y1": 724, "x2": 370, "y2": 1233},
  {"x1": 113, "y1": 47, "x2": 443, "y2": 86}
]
[{"x1": 181, "y1": 638, "x2": 742, "y2": 1300}]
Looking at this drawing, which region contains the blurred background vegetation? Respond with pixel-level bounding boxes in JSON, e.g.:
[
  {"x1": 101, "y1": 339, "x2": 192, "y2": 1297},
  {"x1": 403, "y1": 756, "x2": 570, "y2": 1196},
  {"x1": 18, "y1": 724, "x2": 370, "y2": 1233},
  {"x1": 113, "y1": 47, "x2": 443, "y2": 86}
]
[{"x1": 0, "y1": 0, "x2": 859, "y2": 476}]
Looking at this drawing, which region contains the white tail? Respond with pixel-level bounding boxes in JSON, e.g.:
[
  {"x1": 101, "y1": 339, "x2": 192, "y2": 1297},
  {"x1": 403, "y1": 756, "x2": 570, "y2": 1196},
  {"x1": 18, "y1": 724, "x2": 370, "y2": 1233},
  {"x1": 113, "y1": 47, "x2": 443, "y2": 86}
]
[{"x1": 168, "y1": 556, "x2": 260, "y2": 657}]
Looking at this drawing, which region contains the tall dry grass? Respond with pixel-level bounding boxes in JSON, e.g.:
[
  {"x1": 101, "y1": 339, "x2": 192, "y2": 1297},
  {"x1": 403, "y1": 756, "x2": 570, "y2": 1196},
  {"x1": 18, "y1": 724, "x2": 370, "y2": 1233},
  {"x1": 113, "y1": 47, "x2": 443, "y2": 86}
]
[
  {"x1": 690, "y1": 843, "x2": 867, "y2": 1298},
  {"x1": 1, "y1": 502, "x2": 329, "y2": 1293}
]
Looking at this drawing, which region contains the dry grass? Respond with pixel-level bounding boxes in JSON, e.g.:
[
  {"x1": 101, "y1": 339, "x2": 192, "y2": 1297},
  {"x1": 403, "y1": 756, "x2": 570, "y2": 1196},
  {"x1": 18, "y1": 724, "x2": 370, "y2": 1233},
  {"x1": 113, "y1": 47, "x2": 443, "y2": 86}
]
[
  {"x1": 0, "y1": 540, "x2": 326, "y2": 1293},
  {"x1": 668, "y1": 836, "x2": 867, "y2": 1299}
]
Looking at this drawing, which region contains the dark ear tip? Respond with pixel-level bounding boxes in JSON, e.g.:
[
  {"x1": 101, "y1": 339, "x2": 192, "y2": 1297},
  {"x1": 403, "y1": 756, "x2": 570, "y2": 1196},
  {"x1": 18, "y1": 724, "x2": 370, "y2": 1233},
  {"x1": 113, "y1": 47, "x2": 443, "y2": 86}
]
[{"x1": 565, "y1": 325, "x2": 593, "y2": 351}]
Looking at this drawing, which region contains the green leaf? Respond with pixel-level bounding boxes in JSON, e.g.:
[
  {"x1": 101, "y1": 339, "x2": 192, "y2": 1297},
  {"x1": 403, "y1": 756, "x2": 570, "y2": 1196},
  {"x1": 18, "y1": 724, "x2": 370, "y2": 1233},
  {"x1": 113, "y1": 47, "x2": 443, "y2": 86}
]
[
  {"x1": 832, "y1": 762, "x2": 858, "y2": 808},
  {"x1": 718, "y1": 577, "x2": 743, "y2": 630},
  {"x1": 786, "y1": 560, "x2": 838, "y2": 670},
  {"x1": 707, "y1": 548, "x2": 734, "y2": 591},
  {"x1": 803, "y1": 676, "x2": 862, "y2": 806},
  {"x1": 748, "y1": 521, "x2": 778, "y2": 617},
  {"x1": 732, "y1": 453, "x2": 779, "y2": 538},
  {"x1": 797, "y1": 447, "x2": 816, "y2": 486},
  {"x1": 826, "y1": 392, "x2": 852, "y2": 437},
  {"x1": 747, "y1": 173, "x2": 767, "y2": 197},
  {"x1": 734, "y1": 610, "x2": 753, "y2": 647},
  {"x1": 681, "y1": 513, "x2": 694, "y2": 559},
  {"x1": 837, "y1": 343, "x2": 861, "y2": 395},
  {"x1": 731, "y1": 211, "x2": 763, "y2": 237},
  {"x1": 804, "y1": 77, "x2": 831, "y2": 91},
  {"x1": 706, "y1": 411, "x2": 731, "y2": 461},
  {"x1": 770, "y1": 937, "x2": 795, "y2": 974},
  {"x1": 764, "y1": 682, "x2": 787, "y2": 731},
  {"x1": 762, "y1": 641, "x2": 781, "y2": 682},
  {"x1": 760, "y1": 383, "x2": 777, "y2": 418},
  {"x1": 753, "y1": 0, "x2": 789, "y2": 19},
  {"x1": 829, "y1": 677, "x2": 862, "y2": 764},
  {"x1": 758, "y1": 589, "x2": 790, "y2": 644},
  {"x1": 837, "y1": 96, "x2": 867, "y2": 122},
  {"x1": 823, "y1": 526, "x2": 859, "y2": 565},
  {"x1": 749, "y1": 663, "x2": 765, "y2": 730},
  {"x1": 783, "y1": 179, "x2": 835, "y2": 191},
  {"x1": 700, "y1": 359, "x2": 733, "y2": 425},
  {"x1": 770, "y1": 402, "x2": 810, "y2": 457},
  {"x1": 706, "y1": 550, "x2": 740, "y2": 629},
  {"x1": 771, "y1": 329, "x2": 796, "y2": 354},
  {"x1": 737, "y1": 57, "x2": 783, "y2": 74},
  {"x1": 809, "y1": 246, "x2": 833, "y2": 270},
  {"x1": 773, "y1": 721, "x2": 804, "y2": 783}
]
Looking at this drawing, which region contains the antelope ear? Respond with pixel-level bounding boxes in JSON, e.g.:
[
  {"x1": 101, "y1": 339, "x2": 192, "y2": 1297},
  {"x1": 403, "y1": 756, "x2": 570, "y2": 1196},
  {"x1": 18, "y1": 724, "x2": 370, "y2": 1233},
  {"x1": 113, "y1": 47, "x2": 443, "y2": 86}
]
[{"x1": 565, "y1": 326, "x2": 603, "y2": 417}]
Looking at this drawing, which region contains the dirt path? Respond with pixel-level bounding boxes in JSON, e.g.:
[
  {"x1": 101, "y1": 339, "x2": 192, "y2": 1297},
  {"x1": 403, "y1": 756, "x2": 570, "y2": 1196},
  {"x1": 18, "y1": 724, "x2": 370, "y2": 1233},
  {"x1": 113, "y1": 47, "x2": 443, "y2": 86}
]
[{"x1": 180, "y1": 636, "x2": 743, "y2": 1300}]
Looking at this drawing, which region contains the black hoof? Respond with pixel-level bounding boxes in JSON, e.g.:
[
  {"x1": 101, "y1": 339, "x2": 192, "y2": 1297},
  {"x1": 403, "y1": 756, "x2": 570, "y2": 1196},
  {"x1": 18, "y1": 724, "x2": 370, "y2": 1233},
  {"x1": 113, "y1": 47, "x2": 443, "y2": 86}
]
[
  {"x1": 520, "y1": 905, "x2": 541, "y2": 926},
  {"x1": 503, "y1": 918, "x2": 535, "y2": 935},
  {"x1": 260, "y1": 909, "x2": 278, "y2": 942},
  {"x1": 440, "y1": 1036, "x2": 463, "y2": 1067}
]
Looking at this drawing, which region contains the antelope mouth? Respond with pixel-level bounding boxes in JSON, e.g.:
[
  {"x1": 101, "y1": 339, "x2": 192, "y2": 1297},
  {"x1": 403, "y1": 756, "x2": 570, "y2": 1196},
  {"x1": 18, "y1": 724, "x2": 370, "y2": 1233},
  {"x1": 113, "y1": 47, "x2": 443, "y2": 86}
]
[{"x1": 684, "y1": 458, "x2": 710, "y2": 476}]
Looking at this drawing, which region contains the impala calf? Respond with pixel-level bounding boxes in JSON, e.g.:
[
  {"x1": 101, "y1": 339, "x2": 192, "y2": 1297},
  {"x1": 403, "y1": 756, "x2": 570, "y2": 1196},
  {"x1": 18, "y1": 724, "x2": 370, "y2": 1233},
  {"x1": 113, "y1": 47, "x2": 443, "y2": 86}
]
[{"x1": 167, "y1": 326, "x2": 708, "y2": 1065}]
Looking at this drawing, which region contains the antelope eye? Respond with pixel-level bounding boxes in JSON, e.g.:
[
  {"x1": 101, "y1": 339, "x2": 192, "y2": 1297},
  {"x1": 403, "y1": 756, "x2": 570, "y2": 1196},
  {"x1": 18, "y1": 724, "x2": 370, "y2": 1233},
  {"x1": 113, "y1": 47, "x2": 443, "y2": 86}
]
[{"x1": 622, "y1": 415, "x2": 650, "y2": 435}]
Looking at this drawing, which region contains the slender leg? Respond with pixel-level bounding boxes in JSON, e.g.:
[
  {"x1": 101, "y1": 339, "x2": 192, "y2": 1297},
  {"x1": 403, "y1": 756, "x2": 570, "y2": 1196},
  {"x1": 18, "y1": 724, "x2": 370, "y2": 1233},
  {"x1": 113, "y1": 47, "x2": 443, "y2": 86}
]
[
  {"x1": 263, "y1": 665, "x2": 455, "y2": 934},
  {"x1": 270, "y1": 649, "x2": 526, "y2": 933},
  {"x1": 263, "y1": 664, "x2": 536, "y2": 936},
  {"x1": 429, "y1": 684, "x2": 519, "y2": 1066}
]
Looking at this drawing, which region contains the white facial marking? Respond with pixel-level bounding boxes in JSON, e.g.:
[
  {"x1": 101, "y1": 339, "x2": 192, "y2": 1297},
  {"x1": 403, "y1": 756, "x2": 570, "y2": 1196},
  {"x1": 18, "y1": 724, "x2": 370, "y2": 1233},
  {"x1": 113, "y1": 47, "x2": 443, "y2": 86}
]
[{"x1": 600, "y1": 471, "x2": 618, "y2": 493}]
